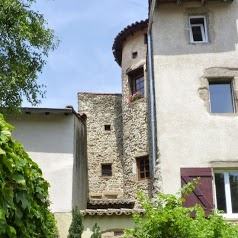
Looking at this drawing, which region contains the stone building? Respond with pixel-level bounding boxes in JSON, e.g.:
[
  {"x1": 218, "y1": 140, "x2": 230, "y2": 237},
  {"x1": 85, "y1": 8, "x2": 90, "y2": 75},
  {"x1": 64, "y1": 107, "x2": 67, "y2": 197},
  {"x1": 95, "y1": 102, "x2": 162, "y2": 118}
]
[
  {"x1": 12, "y1": 0, "x2": 238, "y2": 236},
  {"x1": 80, "y1": 0, "x2": 238, "y2": 234},
  {"x1": 78, "y1": 19, "x2": 152, "y2": 237}
]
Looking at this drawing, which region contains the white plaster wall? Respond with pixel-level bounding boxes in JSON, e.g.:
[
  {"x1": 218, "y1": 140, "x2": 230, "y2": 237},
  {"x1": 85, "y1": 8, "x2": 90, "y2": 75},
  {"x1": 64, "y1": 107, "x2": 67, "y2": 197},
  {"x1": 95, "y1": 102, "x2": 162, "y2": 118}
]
[
  {"x1": 152, "y1": 2, "x2": 238, "y2": 194},
  {"x1": 121, "y1": 29, "x2": 147, "y2": 71},
  {"x1": 8, "y1": 113, "x2": 75, "y2": 212}
]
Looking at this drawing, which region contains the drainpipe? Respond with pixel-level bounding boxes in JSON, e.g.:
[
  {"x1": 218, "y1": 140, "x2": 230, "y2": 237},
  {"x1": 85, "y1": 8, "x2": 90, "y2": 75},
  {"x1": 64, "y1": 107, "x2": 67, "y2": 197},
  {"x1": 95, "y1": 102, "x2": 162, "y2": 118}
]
[{"x1": 148, "y1": 0, "x2": 156, "y2": 177}]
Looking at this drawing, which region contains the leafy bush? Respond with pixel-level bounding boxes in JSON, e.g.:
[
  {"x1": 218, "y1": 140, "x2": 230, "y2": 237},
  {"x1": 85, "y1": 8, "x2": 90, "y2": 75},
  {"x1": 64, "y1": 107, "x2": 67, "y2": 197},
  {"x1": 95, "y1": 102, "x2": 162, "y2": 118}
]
[
  {"x1": 124, "y1": 181, "x2": 238, "y2": 238},
  {"x1": 0, "y1": 114, "x2": 58, "y2": 237},
  {"x1": 90, "y1": 223, "x2": 101, "y2": 238},
  {"x1": 68, "y1": 206, "x2": 84, "y2": 238}
]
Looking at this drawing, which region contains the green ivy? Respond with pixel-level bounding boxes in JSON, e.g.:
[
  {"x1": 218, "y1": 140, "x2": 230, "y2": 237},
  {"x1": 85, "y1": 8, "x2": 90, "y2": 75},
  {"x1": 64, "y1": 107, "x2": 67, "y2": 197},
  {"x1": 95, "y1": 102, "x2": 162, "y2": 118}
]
[
  {"x1": 0, "y1": 114, "x2": 58, "y2": 237},
  {"x1": 124, "y1": 180, "x2": 238, "y2": 238}
]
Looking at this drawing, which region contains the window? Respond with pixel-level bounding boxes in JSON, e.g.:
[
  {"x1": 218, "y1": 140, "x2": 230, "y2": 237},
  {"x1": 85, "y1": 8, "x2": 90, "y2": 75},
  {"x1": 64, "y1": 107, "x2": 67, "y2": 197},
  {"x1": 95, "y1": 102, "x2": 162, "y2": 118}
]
[
  {"x1": 104, "y1": 125, "x2": 111, "y2": 131},
  {"x1": 214, "y1": 171, "x2": 238, "y2": 216},
  {"x1": 128, "y1": 67, "x2": 144, "y2": 96},
  {"x1": 137, "y1": 157, "x2": 150, "y2": 180},
  {"x1": 101, "y1": 164, "x2": 112, "y2": 176},
  {"x1": 132, "y1": 51, "x2": 138, "y2": 59},
  {"x1": 209, "y1": 82, "x2": 234, "y2": 113},
  {"x1": 189, "y1": 16, "x2": 208, "y2": 43}
]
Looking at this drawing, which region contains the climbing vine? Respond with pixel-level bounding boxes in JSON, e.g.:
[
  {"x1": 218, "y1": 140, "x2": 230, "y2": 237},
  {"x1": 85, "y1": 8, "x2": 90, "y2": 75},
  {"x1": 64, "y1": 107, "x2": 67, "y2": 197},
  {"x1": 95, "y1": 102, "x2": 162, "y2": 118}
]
[
  {"x1": 0, "y1": 114, "x2": 58, "y2": 237},
  {"x1": 124, "y1": 181, "x2": 238, "y2": 238}
]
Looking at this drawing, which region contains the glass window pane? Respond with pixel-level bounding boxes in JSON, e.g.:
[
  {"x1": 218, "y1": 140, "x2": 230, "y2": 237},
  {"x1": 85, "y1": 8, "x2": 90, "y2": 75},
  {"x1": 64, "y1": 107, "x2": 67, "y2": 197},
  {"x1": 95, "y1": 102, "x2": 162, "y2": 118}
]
[
  {"x1": 192, "y1": 26, "x2": 203, "y2": 41},
  {"x1": 190, "y1": 18, "x2": 204, "y2": 25},
  {"x1": 209, "y1": 83, "x2": 234, "y2": 113},
  {"x1": 229, "y1": 172, "x2": 238, "y2": 213},
  {"x1": 140, "y1": 173, "x2": 145, "y2": 179},
  {"x1": 135, "y1": 77, "x2": 144, "y2": 95},
  {"x1": 215, "y1": 173, "x2": 227, "y2": 213}
]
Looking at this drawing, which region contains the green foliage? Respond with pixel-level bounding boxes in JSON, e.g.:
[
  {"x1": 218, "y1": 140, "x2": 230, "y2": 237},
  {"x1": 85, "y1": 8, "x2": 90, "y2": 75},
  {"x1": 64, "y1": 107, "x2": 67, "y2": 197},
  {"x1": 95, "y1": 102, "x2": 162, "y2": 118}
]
[
  {"x1": 0, "y1": 0, "x2": 58, "y2": 111},
  {"x1": 124, "y1": 180, "x2": 238, "y2": 238},
  {"x1": 90, "y1": 223, "x2": 101, "y2": 238},
  {"x1": 68, "y1": 206, "x2": 84, "y2": 238},
  {"x1": 0, "y1": 114, "x2": 58, "y2": 237}
]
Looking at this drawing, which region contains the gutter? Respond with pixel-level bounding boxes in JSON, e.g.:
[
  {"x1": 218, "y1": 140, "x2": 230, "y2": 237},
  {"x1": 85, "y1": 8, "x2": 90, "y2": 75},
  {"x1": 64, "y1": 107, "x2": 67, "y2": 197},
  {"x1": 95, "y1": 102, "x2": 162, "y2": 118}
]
[{"x1": 148, "y1": 0, "x2": 157, "y2": 177}]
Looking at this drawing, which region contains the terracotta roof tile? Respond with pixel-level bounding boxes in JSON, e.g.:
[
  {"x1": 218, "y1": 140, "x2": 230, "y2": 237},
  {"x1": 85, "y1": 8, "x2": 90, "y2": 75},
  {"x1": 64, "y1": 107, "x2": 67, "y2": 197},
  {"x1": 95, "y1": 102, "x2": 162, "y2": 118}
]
[
  {"x1": 82, "y1": 208, "x2": 144, "y2": 216},
  {"x1": 112, "y1": 19, "x2": 148, "y2": 66}
]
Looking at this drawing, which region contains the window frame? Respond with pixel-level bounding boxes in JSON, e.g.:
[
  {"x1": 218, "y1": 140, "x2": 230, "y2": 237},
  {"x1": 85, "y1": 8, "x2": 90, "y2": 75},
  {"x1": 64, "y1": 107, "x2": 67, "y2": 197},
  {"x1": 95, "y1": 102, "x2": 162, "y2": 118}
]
[
  {"x1": 132, "y1": 73, "x2": 144, "y2": 95},
  {"x1": 136, "y1": 156, "x2": 150, "y2": 180},
  {"x1": 208, "y1": 80, "x2": 235, "y2": 113},
  {"x1": 189, "y1": 16, "x2": 208, "y2": 43},
  {"x1": 214, "y1": 170, "x2": 238, "y2": 218},
  {"x1": 128, "y1": 67, "x2": 145, "y2": 97},
  {"x1": 101, "y1": 163, "x2": 112, "y2": 177}
]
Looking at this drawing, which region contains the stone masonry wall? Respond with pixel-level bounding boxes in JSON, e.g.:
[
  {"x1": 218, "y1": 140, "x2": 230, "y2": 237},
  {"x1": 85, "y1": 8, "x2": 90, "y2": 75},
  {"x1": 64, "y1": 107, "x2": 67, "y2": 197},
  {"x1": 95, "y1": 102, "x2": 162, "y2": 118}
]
[
  {"x1": 78, "y1": 93, "x2": 124, "y2": 200},
  {"x1": 121, "y1": 30, "x2": 152, "y2": 202}
]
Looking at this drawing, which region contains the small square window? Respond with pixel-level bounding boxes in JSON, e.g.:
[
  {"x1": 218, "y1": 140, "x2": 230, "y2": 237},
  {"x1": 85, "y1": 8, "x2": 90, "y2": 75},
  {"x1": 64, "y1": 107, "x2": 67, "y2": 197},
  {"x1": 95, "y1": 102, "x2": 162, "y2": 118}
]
[
  {"x1": 101, "y1": 164, "x2": 112, "y2": 176},
  {"x1": 214, "y1": 171, "x2": 238, "y2": 215},
  {"x1": 132, "y1": 51, "x2": 138, "y2": 59},
  {"x1": 136, "y1": 156, "x2": 150, "y2": 180},
  {"x1": 104, "y1": 125, "x2": 111, "y2": 131},
  {"x1": 209, "y1": 82, "x2": 234, "y2": 113},
  {"x1": 189, "y1": 16, "x2": 208, "y2": 43}
]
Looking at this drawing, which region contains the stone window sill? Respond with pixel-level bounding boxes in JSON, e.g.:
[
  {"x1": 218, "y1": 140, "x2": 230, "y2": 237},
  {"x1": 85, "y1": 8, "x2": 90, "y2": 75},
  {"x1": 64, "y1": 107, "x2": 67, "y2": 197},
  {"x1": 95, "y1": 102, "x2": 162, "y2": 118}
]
[
  {"x1": 209, "y1": 113, "x2": 237, "y2": 117},
  {"x1": 128, "y1": 97, "x2": 145, "y2": 107}
]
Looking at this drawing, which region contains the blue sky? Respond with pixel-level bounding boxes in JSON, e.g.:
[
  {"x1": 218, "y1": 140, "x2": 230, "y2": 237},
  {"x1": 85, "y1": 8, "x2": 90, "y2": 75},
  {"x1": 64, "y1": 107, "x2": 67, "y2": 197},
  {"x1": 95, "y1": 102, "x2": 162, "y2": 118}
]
[{"x1": 25, "y1": 0, "x2": 148, "y2": 109}]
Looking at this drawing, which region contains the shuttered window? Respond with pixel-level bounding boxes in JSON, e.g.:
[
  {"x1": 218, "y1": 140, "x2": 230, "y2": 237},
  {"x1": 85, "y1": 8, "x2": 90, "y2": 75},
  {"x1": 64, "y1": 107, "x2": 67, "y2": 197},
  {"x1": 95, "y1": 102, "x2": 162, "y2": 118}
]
[{"x1": 181, "y1": 168, "x2": 213, "y2": 216}]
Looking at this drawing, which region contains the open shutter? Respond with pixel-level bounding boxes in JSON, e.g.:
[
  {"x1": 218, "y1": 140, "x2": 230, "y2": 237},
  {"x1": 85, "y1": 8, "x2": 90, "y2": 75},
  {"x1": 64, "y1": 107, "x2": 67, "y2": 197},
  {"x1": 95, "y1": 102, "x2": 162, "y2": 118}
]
[{"x1": 180, "y1": 168, "x2": 213, "y2": 216}]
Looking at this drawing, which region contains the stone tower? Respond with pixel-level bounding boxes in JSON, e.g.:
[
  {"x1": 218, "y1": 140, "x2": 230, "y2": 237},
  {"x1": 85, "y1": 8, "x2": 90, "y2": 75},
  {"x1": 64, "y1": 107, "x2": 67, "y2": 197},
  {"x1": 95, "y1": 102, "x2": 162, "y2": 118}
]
[{"x1": 77, "y1": 20, "x2": 151, "y2": 236}]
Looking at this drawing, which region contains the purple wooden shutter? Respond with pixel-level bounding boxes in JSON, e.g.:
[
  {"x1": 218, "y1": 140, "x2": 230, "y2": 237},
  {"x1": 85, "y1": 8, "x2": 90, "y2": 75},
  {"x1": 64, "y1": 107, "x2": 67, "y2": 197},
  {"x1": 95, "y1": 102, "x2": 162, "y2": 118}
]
[{"x1": 181, "y1": 168, "x2": 213, "y2": 216}]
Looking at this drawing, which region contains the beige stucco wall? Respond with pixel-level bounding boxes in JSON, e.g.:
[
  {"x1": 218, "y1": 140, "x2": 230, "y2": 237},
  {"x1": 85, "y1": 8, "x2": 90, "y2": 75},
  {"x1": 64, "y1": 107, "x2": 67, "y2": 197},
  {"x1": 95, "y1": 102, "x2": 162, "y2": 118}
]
[
  {"x1": 152, "y1": 2, "x2": 238, "y2": 194},
  {"x1": 55, "y1": 213, "x2": 134, "y2": 238},
  {"x1": 8, "y1": 113, "x2": 75, "y2": 212},
  {"x1": 82, "y1": 214, "x2": 134, "y2": 238}
]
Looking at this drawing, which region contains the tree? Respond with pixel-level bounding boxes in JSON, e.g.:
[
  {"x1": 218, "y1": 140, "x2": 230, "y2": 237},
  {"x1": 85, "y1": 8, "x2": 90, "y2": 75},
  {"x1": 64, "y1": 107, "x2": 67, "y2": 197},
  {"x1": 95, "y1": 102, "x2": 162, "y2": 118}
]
[
  {"x1": 0, "y1": 0, "x2": 58, "y2": 111},
  {"x1": 90, "y1": 223, "x2": 101, "y2": 238},
  {"x1": 68, "y1": 206, "x2": 84, "y2": 238},
  {"x1": 124, "y1": 181, "x2": 238, "y2": 238},
  {"x1": 0, "y1": 114, "x2": 58, "y2": 237}
]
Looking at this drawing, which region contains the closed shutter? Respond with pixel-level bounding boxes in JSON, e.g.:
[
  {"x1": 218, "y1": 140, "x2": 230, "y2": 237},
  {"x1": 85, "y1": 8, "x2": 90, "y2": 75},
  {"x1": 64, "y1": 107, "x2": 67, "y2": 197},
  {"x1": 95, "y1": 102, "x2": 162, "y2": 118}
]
[{"x1": 180, "y1": 168, "x2": 213, "y2": 216}]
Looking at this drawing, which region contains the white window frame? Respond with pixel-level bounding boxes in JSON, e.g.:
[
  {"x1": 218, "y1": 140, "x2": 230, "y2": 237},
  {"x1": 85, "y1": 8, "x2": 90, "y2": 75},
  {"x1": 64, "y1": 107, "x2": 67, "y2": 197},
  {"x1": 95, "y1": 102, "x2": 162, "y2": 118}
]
[
  {"x1": 189, "y1": 16, "x2": 208, "y2": 43},
  {"x1": 214, "y1": 171, "x2": 238, "y2": 218},
  {"x1": 208, "y1": 81, "x2": 235, "y2": 113}
]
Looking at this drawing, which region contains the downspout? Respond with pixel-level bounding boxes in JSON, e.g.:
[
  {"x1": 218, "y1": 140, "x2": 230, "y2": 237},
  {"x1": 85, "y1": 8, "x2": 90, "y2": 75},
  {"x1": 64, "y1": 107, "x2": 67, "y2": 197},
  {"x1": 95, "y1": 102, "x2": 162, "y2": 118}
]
[{"x1": 148, "y1": 0, "x2": 156, "y2": 177}]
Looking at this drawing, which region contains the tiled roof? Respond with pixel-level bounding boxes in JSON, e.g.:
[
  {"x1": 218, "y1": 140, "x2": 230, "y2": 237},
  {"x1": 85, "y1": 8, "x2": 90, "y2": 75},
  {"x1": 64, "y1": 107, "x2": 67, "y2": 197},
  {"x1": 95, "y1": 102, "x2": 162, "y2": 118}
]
[
  {"x1": 112, "y1": 19, "x2": 148, "y2": 66},
  {"x1": 87, "y1": 199, "x2": 135, "y2": 209},
  {"x1": 82, "y1": 208, "x2": 144, "y2": 216},
  {"x1": 88, "y1": 199, "x2": 134, "y2": 205}
]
